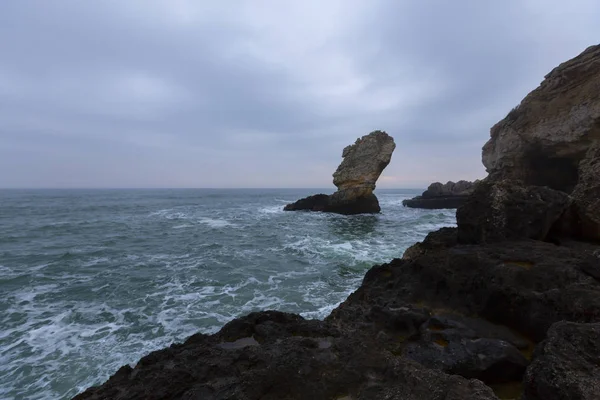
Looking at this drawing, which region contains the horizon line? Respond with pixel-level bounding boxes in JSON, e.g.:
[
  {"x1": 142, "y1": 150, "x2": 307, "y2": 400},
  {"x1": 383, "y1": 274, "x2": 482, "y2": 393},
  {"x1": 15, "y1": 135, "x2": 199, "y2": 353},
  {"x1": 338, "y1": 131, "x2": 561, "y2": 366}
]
[{"x1": 0, "y1": 186, "x2": 426, "y2": 190}]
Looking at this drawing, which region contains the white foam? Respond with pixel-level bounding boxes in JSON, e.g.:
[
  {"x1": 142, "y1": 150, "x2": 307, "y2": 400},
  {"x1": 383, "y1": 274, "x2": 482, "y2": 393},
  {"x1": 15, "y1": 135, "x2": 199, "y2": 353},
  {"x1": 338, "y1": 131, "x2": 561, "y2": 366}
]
[
  {"x1": 172, "y1": 224, "x2": 193, "y2": 229},
  {"x1": 198, "y1": 218, "x2": 235, "y2": 228},
  {"x1": 149, "y1": 209, "x2": 189, "y2": 220},
  {"x1": 81, "y1": 257, "x2": 110, "y2": 267},
  {"x1": 258, "y1": 205, "x2": 284, "y2": 214}
]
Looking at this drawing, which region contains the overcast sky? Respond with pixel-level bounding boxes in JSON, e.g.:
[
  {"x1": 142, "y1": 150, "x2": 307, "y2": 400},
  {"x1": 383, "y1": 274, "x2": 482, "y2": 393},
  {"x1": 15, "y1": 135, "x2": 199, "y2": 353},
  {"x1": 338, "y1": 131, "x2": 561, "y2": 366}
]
[{"x1": 1, "y1": 1, "x2": 599, "y2": 189}]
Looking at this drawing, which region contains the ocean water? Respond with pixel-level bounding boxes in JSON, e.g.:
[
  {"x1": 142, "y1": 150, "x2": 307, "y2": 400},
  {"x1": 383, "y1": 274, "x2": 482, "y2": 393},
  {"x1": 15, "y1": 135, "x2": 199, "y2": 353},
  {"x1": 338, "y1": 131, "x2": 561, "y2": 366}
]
[{"x1": 0, "y1": 189, "x2": 456, "y2": 399}]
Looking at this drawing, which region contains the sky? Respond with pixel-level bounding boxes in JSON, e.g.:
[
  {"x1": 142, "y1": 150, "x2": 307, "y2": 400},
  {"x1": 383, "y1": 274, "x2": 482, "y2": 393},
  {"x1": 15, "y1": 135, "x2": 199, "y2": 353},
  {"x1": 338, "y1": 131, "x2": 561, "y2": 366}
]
[{"x1": 1, "y1": 1, "x2": 599, "y2": 189}]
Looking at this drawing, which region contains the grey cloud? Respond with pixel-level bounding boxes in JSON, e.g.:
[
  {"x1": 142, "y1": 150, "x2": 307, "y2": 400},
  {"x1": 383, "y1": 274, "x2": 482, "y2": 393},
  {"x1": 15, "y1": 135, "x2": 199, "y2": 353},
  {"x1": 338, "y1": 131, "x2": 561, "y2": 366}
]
[{"x1": 1, "y1": 1, "x2": 599, "y2": 188}]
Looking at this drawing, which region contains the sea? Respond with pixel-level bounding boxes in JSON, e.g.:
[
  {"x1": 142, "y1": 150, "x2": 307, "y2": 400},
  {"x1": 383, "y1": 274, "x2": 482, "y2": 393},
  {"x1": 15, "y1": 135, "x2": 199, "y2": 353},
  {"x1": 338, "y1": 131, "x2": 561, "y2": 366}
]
[{"x1": 0, "y1": 188, "x2": 456, "y2": 399}]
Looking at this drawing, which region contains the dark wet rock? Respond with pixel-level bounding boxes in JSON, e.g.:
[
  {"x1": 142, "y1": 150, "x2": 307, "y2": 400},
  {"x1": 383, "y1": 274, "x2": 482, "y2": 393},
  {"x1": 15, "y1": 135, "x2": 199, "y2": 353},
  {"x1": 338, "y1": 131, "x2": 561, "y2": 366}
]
[
  {"x1": 456, "y1": 179, "x2": 571, "y2": 244},
  {"x1": 330, "y1": 235, "x2": 600, "y2": 343},
  {"x1": 283, "y1": 194, "x2": 329, "y2": 212},
  {"x1": 402, "y1": 314, "x2": 529, "y2": 383},
  {"x1": 523, "y1": 321, "x2": 600, "y2": 400},
  {"x1": 403, "y1": 227, "x2": 458, "y2": 260},
  {"x1": 564, "y1": 144, "x2": 600, "y2": 242},
  {"x1": 403, "y1": 195, "x2": 470, "y2": 209},
  {"x1": 403, "y1": 180, "x2": 477, "y2": 209},
  {"x1": 283, "y1": 192, "x2": 381, "y2": 214},
  {"x1": 74, "y1": 311, "x2": 499, "y2": 400},
  {"x1": 285, "y1": 131, "x2": 395, "y2": 215}
]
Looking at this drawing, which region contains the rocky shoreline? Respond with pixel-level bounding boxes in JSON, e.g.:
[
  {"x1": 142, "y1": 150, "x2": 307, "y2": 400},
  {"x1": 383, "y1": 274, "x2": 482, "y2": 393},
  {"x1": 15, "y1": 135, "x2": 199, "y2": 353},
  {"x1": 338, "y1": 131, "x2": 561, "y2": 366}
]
[
  {"x1": 75, "y1": 45, "x2": 600, "y2": 400},
  {"x1": 402, "y1": 181, "x2": 476, "y2": 209}
]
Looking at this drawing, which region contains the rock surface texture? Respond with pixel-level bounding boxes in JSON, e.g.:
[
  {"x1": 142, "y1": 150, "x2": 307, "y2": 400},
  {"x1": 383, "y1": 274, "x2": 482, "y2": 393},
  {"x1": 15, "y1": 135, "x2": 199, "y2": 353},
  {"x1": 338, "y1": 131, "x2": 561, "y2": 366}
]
[
  {"x1": 482, "y1": 44, "x2": 600, "y2": 242},
  {"x1": 523, "y1": 321, "x2": 600, "y2": 400},
  {"x1": 403, "y1": 180, "x2": 477, "y2": 209},
  {"x1": 75, "y1": 47, "x2": 600, "y2": 400},
  {"x1": 284, "y1": 131, "x2": 395, "y2": 214}
]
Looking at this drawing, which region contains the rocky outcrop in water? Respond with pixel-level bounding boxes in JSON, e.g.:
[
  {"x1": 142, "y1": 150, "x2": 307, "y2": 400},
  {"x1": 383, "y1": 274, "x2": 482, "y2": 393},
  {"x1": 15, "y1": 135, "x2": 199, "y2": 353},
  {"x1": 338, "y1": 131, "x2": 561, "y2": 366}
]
[
  {"x1": 402, "y1": 180, "x2": 477, "y2": 209},
  {"x1": 284, "y1": 131, "x2": 395, "y2": 214},
  {"x1": 75, "y1": 47, "x2": 600, "y2": 400}
]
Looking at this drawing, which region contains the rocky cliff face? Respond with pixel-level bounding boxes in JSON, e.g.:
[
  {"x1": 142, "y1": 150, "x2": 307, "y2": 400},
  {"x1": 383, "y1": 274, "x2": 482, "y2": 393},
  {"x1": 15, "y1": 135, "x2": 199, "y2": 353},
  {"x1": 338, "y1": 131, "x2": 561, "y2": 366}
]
[
  {"x1": 482, "y1": 44, "x2": 600, "y2": 191},
  {"x1": 284, "y1": 131, "x2": 395, "y2": 215},
  {"x1": 482, "y1": 44, "x2": 600, "y2": 241}
]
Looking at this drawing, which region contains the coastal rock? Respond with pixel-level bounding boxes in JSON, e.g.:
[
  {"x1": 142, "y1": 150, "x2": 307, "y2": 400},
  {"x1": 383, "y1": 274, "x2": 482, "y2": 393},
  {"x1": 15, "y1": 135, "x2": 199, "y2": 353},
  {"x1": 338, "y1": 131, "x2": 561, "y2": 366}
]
[
  {"x1": 330, "y1": 233, "x2": 600, "y2": 344},
  {"x1": 403, "y1": 315, "x2": 529, "y2": 383},
  {"x1": 284, "y1": 131, "x2": 395, "y2": 215},
  {"x1": 403, "y1": 180, "x2": 476, "y2": 209},
  {"x1": 282, "y1": 194, "x2": 329, "y2": 212},
  {"x1": 456, "y1": 179, "x2": 570, "y2": 244},
  {"x1": 75, "y1": 311, "x2": 499, "y2": 400},
  {"x1": 402, "y1": 227, "x2": 458, "y2": 260},
  {"x1": 482, "y1": 44, "x2": 600, "y2": 193},
  {"x1": 523, "y1": 321, "x2": 600, "y2": 400},
  {"x1": 423, "y1": 180, "x2": 476, "y2": 198},
  {"x1": 568, "y1": 144, "x2": 600, "y2": 242},
  {"x1": 332, "y1": 131, "x2": 396, "y2": 193}
]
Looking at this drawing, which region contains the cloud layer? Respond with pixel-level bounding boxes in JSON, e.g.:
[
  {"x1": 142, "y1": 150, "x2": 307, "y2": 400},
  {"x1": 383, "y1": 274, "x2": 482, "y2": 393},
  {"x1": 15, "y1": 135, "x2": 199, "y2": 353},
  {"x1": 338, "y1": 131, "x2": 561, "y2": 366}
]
[{"x1": 1, "y1": 1, "x2": 599, "y2": 188}]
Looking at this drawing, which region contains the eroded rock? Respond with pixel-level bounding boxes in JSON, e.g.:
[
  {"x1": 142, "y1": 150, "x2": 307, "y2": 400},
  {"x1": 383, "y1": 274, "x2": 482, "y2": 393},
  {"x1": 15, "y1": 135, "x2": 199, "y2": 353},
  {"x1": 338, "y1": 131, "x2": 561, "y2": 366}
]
[
  {"x1": 482, "y1": 44, "x2": 600, "y2": 192},
  {"x1": 523, "y1": 321, "x2": 600, "y2": 400},
  {"x1": 284, "y1": 131, "x2": 395, "y2": 215},
  {"x1": 403, "y1": 181, "x2": 477, "y2": 209},
  {"x1": 74, "y1": 311, "x2": 499, "y2": 400},
  {"x1": 569, "y1": 144, "x2": 600, "y2": 242},
  {"x1": 456, "y1": 179, "x2": 570, "y2": 244}
]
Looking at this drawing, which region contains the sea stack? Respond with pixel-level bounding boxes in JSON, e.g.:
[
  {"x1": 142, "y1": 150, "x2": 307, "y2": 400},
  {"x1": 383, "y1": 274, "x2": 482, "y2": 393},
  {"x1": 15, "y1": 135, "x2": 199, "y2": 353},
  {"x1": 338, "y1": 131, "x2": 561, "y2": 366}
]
[{"x1": 284, "y1": 130, "x2": 396, "y2": 215}]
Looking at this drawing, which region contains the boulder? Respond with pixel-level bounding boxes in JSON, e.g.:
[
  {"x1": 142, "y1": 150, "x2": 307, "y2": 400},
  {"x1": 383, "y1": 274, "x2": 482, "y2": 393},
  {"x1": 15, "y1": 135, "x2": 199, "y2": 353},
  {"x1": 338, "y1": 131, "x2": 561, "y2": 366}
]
[
  {"x1": 523, "y1": 321, "x2": 600, "y2": 400},
  {"x1": 456, "y1": 179, "x2": 571, "y2": 244},
  {"x1": 482, "y1": 44, "x2": 600, "y2": 193},
  {"x1": 284, "y1": 131, "x2": 395, "y2": 215},
  {"x1": 403, "y1": 180, "x2": 476, "y2": 209}
]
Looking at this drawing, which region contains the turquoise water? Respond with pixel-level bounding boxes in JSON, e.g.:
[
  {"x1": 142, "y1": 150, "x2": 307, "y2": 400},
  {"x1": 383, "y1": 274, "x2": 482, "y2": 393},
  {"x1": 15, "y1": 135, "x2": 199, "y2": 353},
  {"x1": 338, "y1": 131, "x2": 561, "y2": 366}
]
[{"x1": 0, "y1": 189, "x2": 455, "y2": 399}]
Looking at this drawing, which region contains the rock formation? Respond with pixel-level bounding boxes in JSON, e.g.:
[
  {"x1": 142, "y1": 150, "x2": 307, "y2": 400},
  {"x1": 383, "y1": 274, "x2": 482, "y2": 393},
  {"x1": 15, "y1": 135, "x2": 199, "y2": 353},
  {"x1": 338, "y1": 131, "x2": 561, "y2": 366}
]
[
  {"x1": 523, "y1": 321, "x2": 600, "y2": 400},
  {"x1": 402, "y1": 180, "x2": 477, "y2": 209},
  {"x1": 482, "y1": 44, "x2": 600, "y2": 242},
  {"x1": 284, "y1": 131, "x2": 395, "y2": 215},
  {"x1": 456, "y1": 179, "x2": 571, "y2": 244},
  {"x1": 75, "y1": 47, "x2": 600, "y2": 400}
]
